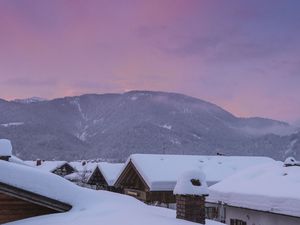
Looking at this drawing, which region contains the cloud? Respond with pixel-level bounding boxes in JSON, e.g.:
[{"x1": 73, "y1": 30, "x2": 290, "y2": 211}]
[{"x1": 3, "y1": 77, "x2": 57, "y2": 87}]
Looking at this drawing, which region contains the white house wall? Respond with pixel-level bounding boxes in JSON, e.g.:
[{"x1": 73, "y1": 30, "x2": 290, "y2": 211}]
[{"x1": 225, "y1": 206, "x2": 300, "y2": 225}]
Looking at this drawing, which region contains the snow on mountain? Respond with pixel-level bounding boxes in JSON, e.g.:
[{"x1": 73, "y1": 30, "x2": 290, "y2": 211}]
[
  {"x1": 0, "y1": 91, "x2": 299, "y2": 160},
  {"x1": 13, "y1": 97, "x2": 47, "y2": 104},
  {"x1": 1, "y1": 122, "x2": 24, "y2": 127}
]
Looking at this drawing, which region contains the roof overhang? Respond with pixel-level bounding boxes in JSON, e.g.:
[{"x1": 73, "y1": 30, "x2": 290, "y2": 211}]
[{"x1": 0, "y1": 182, "x2": 72, "y2": 212}]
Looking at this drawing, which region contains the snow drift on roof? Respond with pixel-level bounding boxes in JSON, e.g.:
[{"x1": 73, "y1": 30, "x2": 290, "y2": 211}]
[
  {"x1": 173, "y1": 170, "x2": 209, "y2": 196},
  {"x1": 208, "y1": 161, "x2": 300, "y2": 217},
  {"x1": 0, "y1": 139, "x2": 12, "y2": 156}
]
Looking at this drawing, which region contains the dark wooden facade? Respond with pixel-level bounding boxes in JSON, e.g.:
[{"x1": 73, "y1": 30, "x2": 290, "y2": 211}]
[
  {"x1": 114, "y1": 160, "x2": 175, "y2": 203},
  {"x1": 52, "y1": 163, "x2": 75, "y2": 177},
  {"x1": 87, "y1": 166, "x2": 107, "y2": 189},
  {"x1": 0, "y1": 192, "x2": 57, "y2": 224},
  {"x1": 0, "y1": 182, "x2": 71, "y2": 224},
  {"x1": 86, "y1": 167, "x2": 118, "y2": 191}
]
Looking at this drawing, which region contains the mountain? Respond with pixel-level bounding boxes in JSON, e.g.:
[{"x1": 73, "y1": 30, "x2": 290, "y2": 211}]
[
  {"x1": 13, "y1": 97, "x2": 48, "y2": 104},
  {"x1": 0, "y1": 91, "x2": 299, "y2": 161}
]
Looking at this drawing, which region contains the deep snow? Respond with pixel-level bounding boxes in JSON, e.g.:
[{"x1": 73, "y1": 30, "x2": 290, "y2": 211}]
[
  {"x1": 208, "y1": 161, "x2": 300, "y2": 217},
  {"x1": 0, "y1": 160, "x2": 222, "y2": 225}
]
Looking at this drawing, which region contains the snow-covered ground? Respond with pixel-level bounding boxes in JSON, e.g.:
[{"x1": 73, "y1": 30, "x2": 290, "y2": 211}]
[
  {"x1": 208, "y1": 161, "x2": 300, "y2": 217},
  {"x1": 0, "y1": 160, "x2": 221, "y2": 225}
]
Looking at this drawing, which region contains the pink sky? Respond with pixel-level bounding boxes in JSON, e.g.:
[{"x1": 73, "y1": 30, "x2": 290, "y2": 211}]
[{"x1": 0, "y1": 0, "x2": 299, "y2": 122}]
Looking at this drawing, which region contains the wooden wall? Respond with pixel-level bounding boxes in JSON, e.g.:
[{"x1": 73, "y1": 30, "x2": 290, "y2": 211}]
[{"x1": 0, "y1": 192, "x2": 57, "y2": 224}]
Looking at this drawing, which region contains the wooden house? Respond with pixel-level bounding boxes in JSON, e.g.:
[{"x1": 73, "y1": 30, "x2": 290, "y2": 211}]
[
  {"x1": 67, "y1": 162, "x2": 124, "y2": 191},
  {"x1": 26, "y1": 160, "x2": 76, "y2": 177},
  {"x1": 0, "y1": 160, "x2": 72, "y2": 224},
  {"x1": 207, "y1": 160, "x2": 300, "y2": 225},
  {"x1": 86, "y1": 165, "x2": 104, "y2": 188},
  {"x1": 114, "y1": 154, "x2": 274, "y2": 205},
  {"x1": 95, "y1": 162, "x2": 124, "y2": 191}
]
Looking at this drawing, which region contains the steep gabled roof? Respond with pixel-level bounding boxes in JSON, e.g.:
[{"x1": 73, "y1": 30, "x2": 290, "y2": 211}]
[
  {"x1": 98, "y1": 162, "x2": 124, "y2": 186},
  {"x1": 115, "y1": 160, "x2": 150, "y2": 191},
  {"x1": 115, "y1": 154, "x2": 274, "y2": 191}
]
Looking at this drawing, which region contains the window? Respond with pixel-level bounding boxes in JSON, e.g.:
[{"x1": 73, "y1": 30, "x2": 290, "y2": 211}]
[
  {"x1": 230, "y1": 219, "x2": 247, "y2": 225},
  {"x1": 205, "y1": 207, "x2": 218, "y2": 219}
]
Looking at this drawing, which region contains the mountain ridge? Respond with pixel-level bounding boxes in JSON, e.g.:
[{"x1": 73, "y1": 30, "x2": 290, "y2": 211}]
[{"x1": 0, "y1": 90, "x2": 298, "y2": 161}]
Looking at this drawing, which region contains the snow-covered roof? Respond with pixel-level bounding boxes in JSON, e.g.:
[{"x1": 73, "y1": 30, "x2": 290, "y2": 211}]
[
  {"x1": 98, "y1": 162, "x2": 124, "y2": 186},
  {"x1": 1, "y1": 159, "x2": 223, "y2": 225},
  {"x1": 284, "y1": 157, "x2": 300, "y2": 166},
  {"x1": 0, "y1": 160, "x2": 79, "y2": 206},
  {"x1": 117, "y1": 154, "x2": 275, "y2": 191},
  {"x1": 208, "y1": 161, "x2": 300, "y2": 217},
  {"x1": 173, "y1": 170, "x2": 209, "y2": 196},
  {"x1": 0, "y1": 139, "x2": 12, "y2": 156},
  {"x1": 64, "y1": 172, "x2": 80, "y2": 181},
  {"x1": 26, "y1": 160, "x2": 70, "y2": 172},
  {"x1": 68, "y1": 161, "x2": 124, "y2": 186},
  {"x1": 69, "y1": 161, "x2": 100, "y2": 182},
  {"x1": 9, "y1": 155, "x2": 28, "y2": 166},
  {"x1": 70, "y1": 161, "x2": 98, "y2": 172}
]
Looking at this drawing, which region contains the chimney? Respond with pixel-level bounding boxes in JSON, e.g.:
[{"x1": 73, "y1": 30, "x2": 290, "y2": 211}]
[
  {"x1": 36, "y1": 159, "x2": 42, "y2": 166},
  {"x1": 0, "y1": 139, "x2": 12, "y2": 161},
  {"x1": 284, "y1": 157, "x2": 300, "y2": 167},
  {"x1": 174, "y1": 170, "x2": 209, "y2": 224}
]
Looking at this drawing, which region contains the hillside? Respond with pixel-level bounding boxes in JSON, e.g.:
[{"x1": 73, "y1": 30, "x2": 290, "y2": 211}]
[{"x1": 0, "y1": 91, "x2": 298, "y2": 160}]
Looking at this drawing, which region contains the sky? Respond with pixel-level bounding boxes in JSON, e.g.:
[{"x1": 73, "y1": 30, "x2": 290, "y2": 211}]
[{"x1": 0, "y1": 0, "x2": 299, "y2": 123}]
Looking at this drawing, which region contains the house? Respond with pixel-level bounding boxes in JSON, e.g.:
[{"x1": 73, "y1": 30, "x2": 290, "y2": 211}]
[
  {"x1": 67, "y1": 161, "x2": 99, "y2": 188},
  {"x1": 67, "y1": 161, "x2": 124, "y2": 191},
  {"x1": 0, "y1": 161, "x2": 224, "y2": 225},
  {"x1": 114, "y1": 154, "x2": 274, "y2": 204},
  {"x1": 26, "y1": 160, "x2": 76, "y2": 177},
  {"x1": 0, "y1": 140, "x2": 225, "y2": 225},
  {"x1": 0, "y1": 159, "x2": 72, "y2": 224},
  {"x1": 207, "y1": 159, "x2": 300, "y2": 225},
  {"x1": 96, "y1": 162, "x2": 124, "y2": 191}
]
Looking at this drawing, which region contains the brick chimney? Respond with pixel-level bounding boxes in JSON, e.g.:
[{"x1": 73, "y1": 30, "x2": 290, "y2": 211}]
[
  {"x1": 174, "y1": 170, "x2": 209, "y2": 224},
  {"x1": 36, "y1": 159, "x2": 42, "y2": 166}
]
